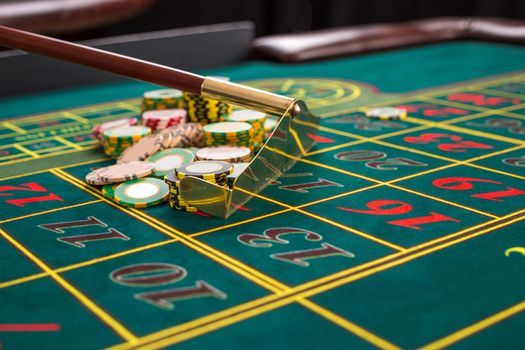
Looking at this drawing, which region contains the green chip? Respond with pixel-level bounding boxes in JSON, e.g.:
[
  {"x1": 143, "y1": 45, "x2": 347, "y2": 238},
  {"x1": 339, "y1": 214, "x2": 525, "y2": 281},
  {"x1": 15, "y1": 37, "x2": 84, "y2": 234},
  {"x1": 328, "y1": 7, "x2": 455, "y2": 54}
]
[
  {"x1": 103, "y1": 126, "x2": 151, "y2": 142},
  {"x1": 101, "y1": 184, "x2": 119, "y2": 199},
  {"x1": 147, "y1": 148, "x2": 195, "y2": 178},
  {"x1": 187, "y1": 147, "x2": 200, "y2": 156},
  {"x1": 114, "y1": 177, "x2": 169, "y2": 208}
]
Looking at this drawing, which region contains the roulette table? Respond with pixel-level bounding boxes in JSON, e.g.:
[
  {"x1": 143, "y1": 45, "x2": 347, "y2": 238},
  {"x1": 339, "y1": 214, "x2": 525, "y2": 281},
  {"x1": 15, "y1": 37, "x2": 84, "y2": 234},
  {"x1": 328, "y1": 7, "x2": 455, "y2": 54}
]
[{"x1": 1, "y1": 18, "x2": 525, "y2": 350}]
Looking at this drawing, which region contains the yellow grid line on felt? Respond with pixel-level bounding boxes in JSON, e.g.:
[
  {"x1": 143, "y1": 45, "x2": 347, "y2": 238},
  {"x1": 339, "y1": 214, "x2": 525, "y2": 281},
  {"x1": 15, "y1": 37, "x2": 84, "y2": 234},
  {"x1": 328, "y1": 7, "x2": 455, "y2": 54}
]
[
  {"x1": 51, "y1": 169, "x2": 397, "y2": 350},
  {"x1": 0, "y1": 227, "x2": 137, "y2": 342},
  {"x1": 108, "y1": 208, "x2": 525, "y2": 350}
]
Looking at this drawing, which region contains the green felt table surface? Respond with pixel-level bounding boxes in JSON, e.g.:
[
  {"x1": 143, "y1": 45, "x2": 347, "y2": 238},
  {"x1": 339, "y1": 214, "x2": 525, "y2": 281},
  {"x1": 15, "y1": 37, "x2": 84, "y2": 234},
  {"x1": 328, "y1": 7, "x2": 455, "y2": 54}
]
[{"x1": 0, "y1": 41, "x2": 525, "y2": 350}]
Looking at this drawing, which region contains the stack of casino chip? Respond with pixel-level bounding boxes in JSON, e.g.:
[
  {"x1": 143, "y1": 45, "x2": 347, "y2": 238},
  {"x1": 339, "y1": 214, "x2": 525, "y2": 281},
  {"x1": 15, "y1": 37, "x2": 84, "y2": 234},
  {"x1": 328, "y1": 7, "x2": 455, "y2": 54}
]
[
  {"x1": 141, "y1": 89, "x2": 184, "y2": 111},
  {"x1": 165, "y1": 161, "x2": 233, "y2": 212},
  {"x1": 223, "y1": 110, "x2": 266, "y2": 151},
  {"x1": 101, "y1": 126, "x2": 151, "y2": 158},
  {"x1": 141, "y1": 109, "x2": 187, "y2": 132},
  {"x1": 183, "y1": 77, "x2": 233, "y2": 124},
  {"x1": 164, "y1": 171, "x2": 197, "y2": 212},
  {"x1": 202, "y1": 122, "x2": 254, "y2": 150}
]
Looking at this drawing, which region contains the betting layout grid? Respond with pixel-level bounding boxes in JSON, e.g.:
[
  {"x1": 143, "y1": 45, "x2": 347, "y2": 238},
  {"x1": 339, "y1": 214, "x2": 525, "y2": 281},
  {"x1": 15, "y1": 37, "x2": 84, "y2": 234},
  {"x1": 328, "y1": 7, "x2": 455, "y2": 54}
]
[{"x1": 0, "y1": 76, "x2": 525, "y2": 349}]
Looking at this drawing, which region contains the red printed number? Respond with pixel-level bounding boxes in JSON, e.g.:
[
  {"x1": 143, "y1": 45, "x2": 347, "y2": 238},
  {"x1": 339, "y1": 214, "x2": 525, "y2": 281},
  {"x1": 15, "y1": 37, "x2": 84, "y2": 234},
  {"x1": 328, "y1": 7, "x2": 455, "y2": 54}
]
[
  {"x1": 433, "y1": 177, "x2": 525, "y2": 202},
  {"x1": 447, "y1": 93, "x2": 519, "y2": 106},
  {"x1": 0, "y1": 182, "x2": 63, "y2": 207},
  {"x1": 404, "y1": 133, "x2": 493, "y2": 153},
  {"x1": 338, "y1": 199, "x2": 459, "y2": 230}
]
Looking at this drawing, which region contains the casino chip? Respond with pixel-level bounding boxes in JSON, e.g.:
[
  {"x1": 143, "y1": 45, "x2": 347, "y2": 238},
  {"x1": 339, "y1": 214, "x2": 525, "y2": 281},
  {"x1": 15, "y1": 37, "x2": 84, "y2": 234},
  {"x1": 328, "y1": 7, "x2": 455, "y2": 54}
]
[
  {"x1": 165, "y1": 160, "x2": 231, "y2": 213},
  {"x1": 223, "y1": 110, "x2": 266, "y2": 151},
  {"x1": 264, "y1": 115, "x2": 279, "y2": 133},
  {"x1": 159, "y1": 123, "x2": 204, "y2": 148},
  {"x1": 90, "y1": 161, "x2": 155, "y2": 183},
  {"x1": 187, "y1": 147, "x2": 199, "y2": 156},
  {"x1": 102, "y1": 125, "x2": 152, "y2": 158},
  {"x1": 227, "y1": 162, "x2": 250, "y2": 187},
  {"x1": 114, "y1": 177, "x2": 169, "y2": 208},
  {"x1": 164, "y1": 170, "x2": 200, "y2": 212},
  {"x1": 203, "y1": 122, "x2": 255, "y2": 150},
  {"x1": 183, "y1": 77, "x2": 233, "y2": 124},
  {"x1": 195, "y1": 146, "x2": 252, "y2": 163},
  {"x1": 142, "y1": 89, "x2": 184, "y2": 111},
  {"x1": 147, "y1": 148, "x2": 195, "y2": 178},
  {"x1": 263, "y1": 115, "x2": 280, "y2": 142},
  {"x1": 175, "y1": 161, "x2": 234, "y2": 181},
  {"x1": 103, "y1": 125, "x2": 151, "y2": 142},
  {"x1": 365, "y1": 107, "x2": 407, "y2": 120},
  {"x1": 117, "y1": 132, "x2": 171, "y2": 163},
  {"x1": 142, "y1": 109, "x2": 186, "y2": 132},
  {"x1": 92, "y1": 118, "x2": 138, "y2": 141},
  {"x1": 101, "y1": 184, "x2": 118, "y2": 199},
  {"x1": 85, "y1": 169, "x2": 113, "y2": 185}
]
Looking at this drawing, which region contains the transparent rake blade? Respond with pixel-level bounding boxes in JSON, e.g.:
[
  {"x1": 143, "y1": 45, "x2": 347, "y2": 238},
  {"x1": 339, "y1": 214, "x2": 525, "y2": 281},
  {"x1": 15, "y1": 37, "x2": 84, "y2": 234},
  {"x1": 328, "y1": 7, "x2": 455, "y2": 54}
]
[{"x1": 179, "y1": 100, "x2": 319, "y2": 218}]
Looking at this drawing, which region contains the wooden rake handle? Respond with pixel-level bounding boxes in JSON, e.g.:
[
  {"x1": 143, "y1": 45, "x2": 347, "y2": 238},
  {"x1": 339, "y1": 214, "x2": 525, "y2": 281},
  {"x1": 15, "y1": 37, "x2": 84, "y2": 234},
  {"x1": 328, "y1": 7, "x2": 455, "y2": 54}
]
[{"x1": 0, "y1": 25, "x2": 204, "y2": 94}]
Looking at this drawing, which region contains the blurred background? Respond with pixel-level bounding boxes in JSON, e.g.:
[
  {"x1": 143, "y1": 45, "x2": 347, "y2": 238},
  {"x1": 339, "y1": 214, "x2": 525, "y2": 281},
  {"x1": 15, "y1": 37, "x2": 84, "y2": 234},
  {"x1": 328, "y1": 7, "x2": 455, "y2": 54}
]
[{"x1": 2, "y1": 0, "x2": 525, "y2": 40}]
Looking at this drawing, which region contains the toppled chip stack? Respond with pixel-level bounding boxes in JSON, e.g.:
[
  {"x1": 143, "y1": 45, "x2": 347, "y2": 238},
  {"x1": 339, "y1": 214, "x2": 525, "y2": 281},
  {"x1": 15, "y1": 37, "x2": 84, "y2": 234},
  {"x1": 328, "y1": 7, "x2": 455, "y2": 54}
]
[
  {"x1": 141, "y1": 109, "x2": 187, "y2": 132},
  {"x1": 159, "y1": 123, "x2": 204, "y2": 148},
  {"x1": 195, "y1": 146, "x2": 252, "y2": 163},
  {"x1": 183, "y1": 76, "x2": 233, "y2": 124},
  {"x1": 117, "y1": 132, "x2": 172, "y2": 163},
  {"x1": 102, "y1": 126, "x2": 151, "y2": 158},
  {"x1": 223, "y1": 110, "x2": 266, "y2": 151},
  {"x1": 85, "y1": 161, "x2": 155, "y2": 185},
  {"x1": 142, "y1": 89, "x2": 183, "y2": 111},
  {"x1": 203, "y1": 122, "x2": 254, "y2": 150},
  {"x1": 92, "y1": 117, "x2": 138, "y2": 143},
  {"x1": 165, "y1": 161, "x2": 233, "y2": 212}
]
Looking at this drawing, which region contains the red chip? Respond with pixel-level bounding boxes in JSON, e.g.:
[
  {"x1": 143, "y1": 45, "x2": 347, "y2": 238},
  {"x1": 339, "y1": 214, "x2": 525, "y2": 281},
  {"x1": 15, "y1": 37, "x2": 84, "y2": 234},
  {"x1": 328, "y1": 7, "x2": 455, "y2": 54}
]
[
  {"x1": 142, "y1": 109, "x2": 186, "y2": 122},
  {"x1": 142, "y1": 109, "x2": 186, "y2": 131}
]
